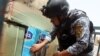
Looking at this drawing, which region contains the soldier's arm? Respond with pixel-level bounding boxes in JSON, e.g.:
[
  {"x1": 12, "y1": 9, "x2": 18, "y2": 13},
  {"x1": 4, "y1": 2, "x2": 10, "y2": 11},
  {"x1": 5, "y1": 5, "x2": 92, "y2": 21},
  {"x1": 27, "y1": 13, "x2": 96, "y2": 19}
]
[
  {"x1": 30, "y1": 39, "x2": 50, "y2": 52},
  {"x1": 30, "y1": 29, "x2": 57, "y2": 53},
  {"x1": 66, "y1": 17, "x2": 90, "y2": 55}
]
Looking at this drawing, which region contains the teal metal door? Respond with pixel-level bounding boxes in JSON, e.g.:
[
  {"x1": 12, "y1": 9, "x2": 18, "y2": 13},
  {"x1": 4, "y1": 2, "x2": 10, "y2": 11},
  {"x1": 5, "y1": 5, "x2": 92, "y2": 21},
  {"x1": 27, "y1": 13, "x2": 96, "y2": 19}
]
[{"x1": 0, "y1": 22, "x2": 25, "y2": 56}]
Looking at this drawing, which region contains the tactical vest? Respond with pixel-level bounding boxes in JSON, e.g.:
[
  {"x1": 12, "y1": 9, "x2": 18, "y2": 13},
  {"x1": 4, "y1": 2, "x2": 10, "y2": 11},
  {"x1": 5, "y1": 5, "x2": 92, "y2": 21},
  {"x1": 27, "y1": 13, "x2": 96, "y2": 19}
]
[
  {"x1": 57, "y1": 17, "x2": 77, "y2": 51},
  {"x1": 57, "y1": 20, "x2": 94, "y2": 53}
]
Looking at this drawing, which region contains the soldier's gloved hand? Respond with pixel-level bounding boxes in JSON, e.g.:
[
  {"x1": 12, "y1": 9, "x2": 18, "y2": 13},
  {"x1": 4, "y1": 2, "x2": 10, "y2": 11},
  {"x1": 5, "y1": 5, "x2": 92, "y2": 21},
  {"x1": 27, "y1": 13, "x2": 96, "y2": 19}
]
[{"x1": 53, "y1": 50, "x2": 72, "y2": 56}]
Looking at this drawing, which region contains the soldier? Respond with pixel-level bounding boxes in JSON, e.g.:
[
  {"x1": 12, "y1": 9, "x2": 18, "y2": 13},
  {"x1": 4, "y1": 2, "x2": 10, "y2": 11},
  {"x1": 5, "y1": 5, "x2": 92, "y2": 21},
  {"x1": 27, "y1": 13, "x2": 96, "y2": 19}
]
[{"x1": 30, "y1": 0, "x2": 94, "y2": 56}]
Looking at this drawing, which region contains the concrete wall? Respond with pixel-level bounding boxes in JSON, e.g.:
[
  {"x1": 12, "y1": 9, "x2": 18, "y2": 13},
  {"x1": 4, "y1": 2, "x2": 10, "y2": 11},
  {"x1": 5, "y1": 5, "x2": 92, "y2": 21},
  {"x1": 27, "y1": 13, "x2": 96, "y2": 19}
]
[{"x1": 15, "y1": 0, "x2": 48, "y2": 10}]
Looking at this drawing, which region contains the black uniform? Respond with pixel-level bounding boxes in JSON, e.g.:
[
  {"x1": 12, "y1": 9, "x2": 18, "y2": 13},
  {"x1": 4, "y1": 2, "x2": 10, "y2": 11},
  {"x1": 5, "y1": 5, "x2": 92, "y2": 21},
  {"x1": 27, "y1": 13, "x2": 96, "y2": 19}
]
[{"x1": 50, "y1": 9, "x2": 94, "y2": 56}]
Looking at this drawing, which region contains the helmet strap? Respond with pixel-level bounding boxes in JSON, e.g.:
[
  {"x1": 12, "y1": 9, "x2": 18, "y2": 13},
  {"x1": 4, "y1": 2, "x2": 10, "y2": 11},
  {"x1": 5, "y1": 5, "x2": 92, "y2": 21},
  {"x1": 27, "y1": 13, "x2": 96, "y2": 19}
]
[{"x1": 57, "y1": 16, "x2": 62, "y2": 24}]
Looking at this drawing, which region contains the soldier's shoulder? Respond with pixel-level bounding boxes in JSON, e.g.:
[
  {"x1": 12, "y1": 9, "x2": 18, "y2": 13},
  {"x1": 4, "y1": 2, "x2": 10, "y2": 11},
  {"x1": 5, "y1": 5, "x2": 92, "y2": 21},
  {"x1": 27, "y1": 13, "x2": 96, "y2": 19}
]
[
  {"x1": 68, "y1": 9, "x2": 86, "y2": 14},
  {"x1": 68, "y1": 9, "x2": 87, "y2": 18}
]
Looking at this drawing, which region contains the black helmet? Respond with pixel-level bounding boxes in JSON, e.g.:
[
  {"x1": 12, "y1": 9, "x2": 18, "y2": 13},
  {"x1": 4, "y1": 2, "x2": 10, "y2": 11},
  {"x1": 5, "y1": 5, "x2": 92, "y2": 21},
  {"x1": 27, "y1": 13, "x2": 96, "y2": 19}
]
[{"x1": 41, "y1": 0, "x2": 69, "y2": 18}]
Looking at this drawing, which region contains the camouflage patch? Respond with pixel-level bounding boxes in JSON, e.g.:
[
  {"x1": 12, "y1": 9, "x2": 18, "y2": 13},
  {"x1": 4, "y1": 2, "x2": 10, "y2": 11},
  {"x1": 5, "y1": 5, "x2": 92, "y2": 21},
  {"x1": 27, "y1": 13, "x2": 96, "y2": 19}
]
[{"x1": 74, "y1": 23, "x2": 83, "y2": 38}]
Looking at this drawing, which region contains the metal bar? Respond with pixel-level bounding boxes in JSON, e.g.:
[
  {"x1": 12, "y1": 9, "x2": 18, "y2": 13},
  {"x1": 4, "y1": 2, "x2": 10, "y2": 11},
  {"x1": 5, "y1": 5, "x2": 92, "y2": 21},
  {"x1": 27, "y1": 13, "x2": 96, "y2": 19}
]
[
  {"x1": 97, "y1": 42, "x2": 100, "y2": 56},
  {"x1": 95, "y1": 32, "x2": 100, "y2": 35},
  {"x1": 4, "y1": 19, "x2": 28, "y2": 29},
  {"x1": 14, "y1": 27, "x2": 19, "y2": 56},
  {"x1": 94, "y1": 26, "x2": 100, "y2": 30}
]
